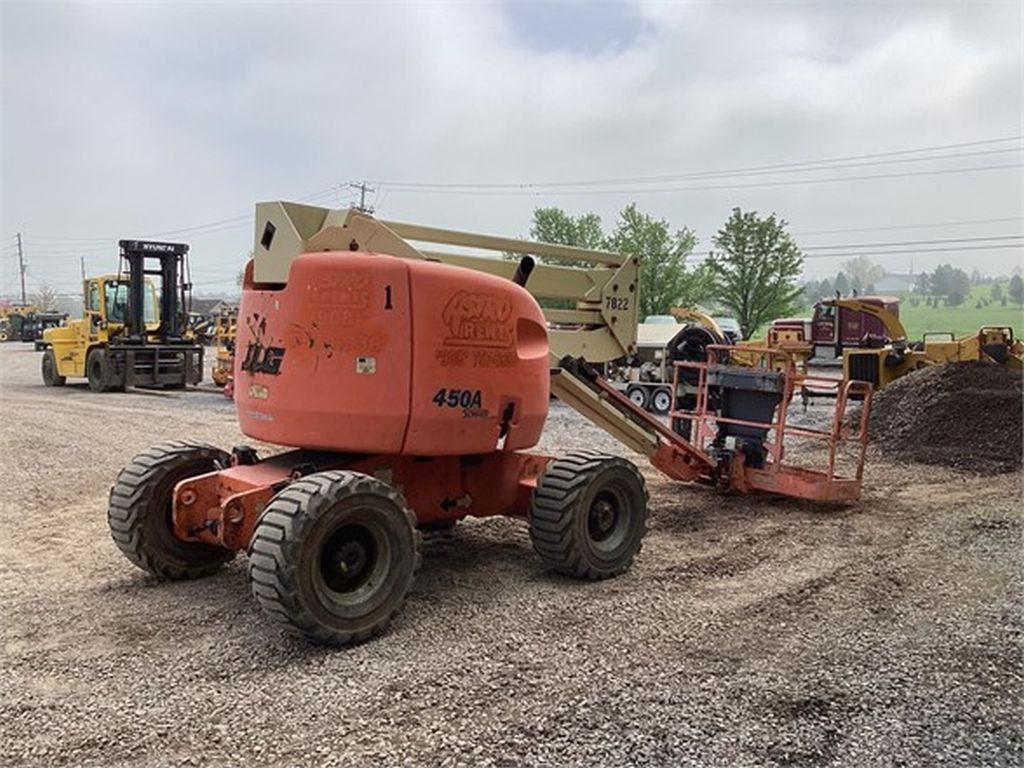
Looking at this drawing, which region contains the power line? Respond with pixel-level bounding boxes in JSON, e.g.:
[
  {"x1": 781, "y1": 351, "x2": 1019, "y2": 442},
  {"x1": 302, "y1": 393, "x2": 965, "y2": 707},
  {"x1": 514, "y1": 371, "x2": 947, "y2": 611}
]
[
  {"x1": 377, "y1": 146, "x2": 1021, "y2": 190},
  {"x1": 14, "y1": 185, "x2": 346, "y2": 251},
  {"x1": 693, "y1": 242, "x2": 1023, "y2": 263},
  {"x1": 794, "y1": 215, "x2": 1024, "y2": 237},
  {"x1": 349, "y1": 182, "x2": 375, "y2": 214},
  {"x1": 379, "y1": 162, "x2": 1022, "y2": 197},
  {"x1": 799, "y1": 233, "x2": 1024, "y2": 252},
  {"x1": 372, "y1": 135, "x2": 1022, "y2": 190}
]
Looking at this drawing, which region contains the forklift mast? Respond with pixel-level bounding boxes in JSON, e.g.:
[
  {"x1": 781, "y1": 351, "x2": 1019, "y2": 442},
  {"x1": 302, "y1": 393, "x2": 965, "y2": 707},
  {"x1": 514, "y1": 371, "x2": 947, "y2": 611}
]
[{"x1": 118, "y1": 240, "x2": 191, "y2": 341}]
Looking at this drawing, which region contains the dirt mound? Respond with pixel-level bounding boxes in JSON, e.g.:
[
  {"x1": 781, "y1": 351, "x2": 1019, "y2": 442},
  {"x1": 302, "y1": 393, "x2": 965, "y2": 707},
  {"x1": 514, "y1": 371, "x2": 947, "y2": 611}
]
[{"x1": 867, "y1": 360, "x2": 1023, "y2": 474}]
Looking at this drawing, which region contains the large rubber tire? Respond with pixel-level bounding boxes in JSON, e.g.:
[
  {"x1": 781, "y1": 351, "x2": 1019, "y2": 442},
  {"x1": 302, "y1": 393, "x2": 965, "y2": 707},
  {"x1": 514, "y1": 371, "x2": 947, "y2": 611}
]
[
  {"x1": 247, "y1": 471, "x2": 421, "y2": 646},
  {"x1": 87, "y1": 348, "x2": 114, "y2": 392},
  {"x1": 41, "y1": 349, "x2": 66, "y2": 387},
  {"x1": 529, "y1": 450, "x2": 649, "y2": 580},
  {"x1": 108, "y1": 441, "x2": 234, "y2": 579}
]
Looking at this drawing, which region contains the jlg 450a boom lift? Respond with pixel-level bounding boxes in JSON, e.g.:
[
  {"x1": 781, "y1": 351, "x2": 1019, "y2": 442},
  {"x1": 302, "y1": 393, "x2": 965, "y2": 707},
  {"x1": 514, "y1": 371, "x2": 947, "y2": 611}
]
[{"x1": 109, "y1": 202, "x2": 872, "y2": 645}]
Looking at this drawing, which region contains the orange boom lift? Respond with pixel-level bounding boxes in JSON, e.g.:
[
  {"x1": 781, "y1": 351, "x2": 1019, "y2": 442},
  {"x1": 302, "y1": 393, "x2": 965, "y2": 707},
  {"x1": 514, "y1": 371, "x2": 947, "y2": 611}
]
[{"x1": 108, "y1": 203, "x2": 872, "y2": 644}]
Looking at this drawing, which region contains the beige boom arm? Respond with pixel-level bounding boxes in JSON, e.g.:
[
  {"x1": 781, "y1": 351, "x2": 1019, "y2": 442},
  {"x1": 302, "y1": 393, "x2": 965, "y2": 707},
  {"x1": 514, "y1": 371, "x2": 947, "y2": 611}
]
[{"x1": 253, "y1": 201, "x2": 640, "y2": 363}]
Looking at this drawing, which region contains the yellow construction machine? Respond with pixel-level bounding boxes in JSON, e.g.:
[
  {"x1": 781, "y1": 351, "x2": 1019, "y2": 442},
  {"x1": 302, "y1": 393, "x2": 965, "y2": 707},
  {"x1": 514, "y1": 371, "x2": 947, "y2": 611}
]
[
  {"x1": 832, "y1": 298, "x2": 1022, "y2": 388},
  {"x1": 42, "y1": 240, "x2": 204, "y2": 391},
  {"x1": 0, "y1": 304, "x2": 38, "y2": 342},
  {"x1": 210, "y1": 305, "x2": 238, "y2": 389}
]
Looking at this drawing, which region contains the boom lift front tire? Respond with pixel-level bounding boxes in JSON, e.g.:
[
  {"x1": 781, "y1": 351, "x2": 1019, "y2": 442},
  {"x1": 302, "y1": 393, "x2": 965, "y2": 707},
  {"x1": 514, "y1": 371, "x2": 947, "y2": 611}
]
[
  {"x1": 529, "y1": 450, "x2": 648, "y2": 580},
  {"x1": 247, "y1": 471, "x2": 421, "y2": 646},
  {"x1": 87, "y1": 348, "x2": 116, "y2": 393},
  {"x1": 107, "y1": 442, "x2": 235, "y2": 579},
  {"x1": 41, "y1": 349, "x2": 66, "y2": 387}
]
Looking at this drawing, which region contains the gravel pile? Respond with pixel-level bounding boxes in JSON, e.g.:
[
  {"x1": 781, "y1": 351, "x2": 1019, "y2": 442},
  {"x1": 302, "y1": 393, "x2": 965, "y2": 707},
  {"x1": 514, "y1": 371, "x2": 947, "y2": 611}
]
[{"x1": 867, "y1": 360, "x2": 1023, "y2": 474}]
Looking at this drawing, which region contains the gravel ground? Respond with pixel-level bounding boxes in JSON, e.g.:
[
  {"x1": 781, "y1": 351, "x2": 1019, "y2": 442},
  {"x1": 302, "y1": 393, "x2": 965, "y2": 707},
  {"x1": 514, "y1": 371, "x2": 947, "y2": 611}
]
[{"x1": 1, "y1": 343, "x2": 1021, "y2": 767}]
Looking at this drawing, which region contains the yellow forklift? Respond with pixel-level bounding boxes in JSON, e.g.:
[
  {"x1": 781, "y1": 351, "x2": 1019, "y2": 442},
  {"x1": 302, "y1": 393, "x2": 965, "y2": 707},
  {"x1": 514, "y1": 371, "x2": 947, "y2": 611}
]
[{"x1": 41, "y1": 240, "x2": 204, "y2": 392}]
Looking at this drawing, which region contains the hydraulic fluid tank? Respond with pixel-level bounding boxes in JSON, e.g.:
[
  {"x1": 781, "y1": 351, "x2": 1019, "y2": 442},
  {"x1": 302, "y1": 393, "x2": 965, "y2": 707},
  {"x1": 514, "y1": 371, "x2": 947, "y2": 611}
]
[{"x1": 234, "y1": 252, "x2": 549, "y2": 455}]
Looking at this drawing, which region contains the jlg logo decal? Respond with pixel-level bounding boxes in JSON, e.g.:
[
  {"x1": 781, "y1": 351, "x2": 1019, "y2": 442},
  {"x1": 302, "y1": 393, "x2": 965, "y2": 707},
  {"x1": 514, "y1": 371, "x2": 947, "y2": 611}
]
[
  {"x1": 441, "y1": 291, "x2": 513, "y2": 349},
  {"x1": 241, "y1": 342, "x2": 285, "y2": 375}
]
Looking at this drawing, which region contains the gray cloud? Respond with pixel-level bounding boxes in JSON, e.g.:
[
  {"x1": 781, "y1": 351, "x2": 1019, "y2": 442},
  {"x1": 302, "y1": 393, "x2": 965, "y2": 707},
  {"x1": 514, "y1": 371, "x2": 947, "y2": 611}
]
[{"x1": 1, "y1": 1, "x2": 1020, "y2": 296}]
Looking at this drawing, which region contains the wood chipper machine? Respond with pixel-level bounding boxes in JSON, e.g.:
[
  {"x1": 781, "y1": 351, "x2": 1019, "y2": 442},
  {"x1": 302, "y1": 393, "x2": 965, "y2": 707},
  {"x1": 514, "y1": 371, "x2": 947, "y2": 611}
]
[{"x1": 108, "y1": 203, "x2": 873, "y2": 645}]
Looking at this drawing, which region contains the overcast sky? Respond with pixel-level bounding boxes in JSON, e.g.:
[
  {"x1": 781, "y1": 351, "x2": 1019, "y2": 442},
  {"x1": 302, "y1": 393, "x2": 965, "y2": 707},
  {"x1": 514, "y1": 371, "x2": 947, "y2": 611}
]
[{"x1": 1, "y1": 1, "x2": 1021, "y2": 297}]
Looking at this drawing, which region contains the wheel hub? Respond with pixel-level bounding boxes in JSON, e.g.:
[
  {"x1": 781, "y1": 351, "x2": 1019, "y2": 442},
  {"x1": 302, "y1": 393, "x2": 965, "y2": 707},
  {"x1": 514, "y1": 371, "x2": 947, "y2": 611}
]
[
  {"x1": 332, "y1": 540, "x2": 368, "y2": 577},
  {"x1": 320, "y1": 525, "x2": 378, "y2": 594},
  {"x1": 588, "y1": 497, "x2": 618, "y2": 541}
]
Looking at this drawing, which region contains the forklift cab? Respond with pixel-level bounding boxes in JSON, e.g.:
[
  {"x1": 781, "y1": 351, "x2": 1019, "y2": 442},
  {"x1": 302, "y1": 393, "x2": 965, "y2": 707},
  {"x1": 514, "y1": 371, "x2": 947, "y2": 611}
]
[{"x1": 84, "y1": 276, "x2": 159, "y2": 334}]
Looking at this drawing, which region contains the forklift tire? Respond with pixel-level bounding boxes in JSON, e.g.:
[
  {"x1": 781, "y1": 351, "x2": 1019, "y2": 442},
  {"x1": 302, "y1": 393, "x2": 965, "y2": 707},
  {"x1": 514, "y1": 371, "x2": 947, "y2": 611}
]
[
  {"x1": 107, "y1": 441, "x2": 235, "y2": 580},
  {"x1": 87, "y1": 349, "x2": 115, "y2": 392},
  {"x1": 248, "y1": 471, "x2": 421, "y2": 646},
  {"x1": 0, "y1": 330, "x2": 8, "y2": 342},
  {"x1": 529, "y1": 450, "x2": 648, "y2": 580},
  {"x1": 41, "y1": 350, "x2": 65, "y2": 387}
]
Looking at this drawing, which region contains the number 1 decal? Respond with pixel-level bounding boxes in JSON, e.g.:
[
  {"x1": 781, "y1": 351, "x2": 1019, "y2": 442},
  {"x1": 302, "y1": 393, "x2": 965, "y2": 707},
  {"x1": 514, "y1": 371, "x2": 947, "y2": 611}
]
[{"x1": 384, "y1": 285, "x2": 393, "y2": 310}]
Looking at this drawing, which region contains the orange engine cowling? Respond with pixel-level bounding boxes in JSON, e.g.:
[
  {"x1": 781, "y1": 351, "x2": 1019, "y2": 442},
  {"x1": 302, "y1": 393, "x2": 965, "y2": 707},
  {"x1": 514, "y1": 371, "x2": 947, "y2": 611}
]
[{"x1": 234, "y1": 251, "x2": 550, "y2": 455}]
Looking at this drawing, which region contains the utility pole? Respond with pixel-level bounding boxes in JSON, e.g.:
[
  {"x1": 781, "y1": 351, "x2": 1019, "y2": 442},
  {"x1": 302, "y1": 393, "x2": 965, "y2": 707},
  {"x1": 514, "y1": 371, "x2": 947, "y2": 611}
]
[
  {"x1": 80, "y1": 255, "x2": 86, "y2": 281},
  {"x1": 349, "y1": 182, "x2": 375, "y2": 214},
  {"x1": 16, "y1": 232, "x2": 26, "y2": 305}
]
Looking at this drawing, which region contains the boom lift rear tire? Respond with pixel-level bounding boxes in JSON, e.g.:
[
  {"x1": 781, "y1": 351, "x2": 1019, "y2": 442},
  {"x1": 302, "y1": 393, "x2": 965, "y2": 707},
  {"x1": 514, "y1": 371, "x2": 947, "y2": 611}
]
[
  {"x1": 247, "y1": 471, "x2": 421, "y2": 646},
  {"x1": 41, "y1": 350, "x2": 65, "y2": 387},
  {"x1": 107, "y1": 442, "x2": 235, "y2": 579},
  {"x1": 87, "y1": 348, "x2": 116, "y2": 393},
  {"x1": 529, "y1": 450, "x2": 648, "y2": 580}
]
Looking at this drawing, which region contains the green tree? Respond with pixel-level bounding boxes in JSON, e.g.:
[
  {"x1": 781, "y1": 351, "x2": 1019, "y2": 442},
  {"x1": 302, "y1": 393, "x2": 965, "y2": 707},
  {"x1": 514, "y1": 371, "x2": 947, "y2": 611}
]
[
  {"x1": 842, "y1": 256, "x2": 885, "y2": 292},
  {"x1": 708, "y1": 208, "x2": 803, "y2": 339},
  {"x1": 913, "y1": 272, "x2": 930, "y2": 295},
  {"x1": 529, "y1": 207, "x2": 605, "y2": 254},
  {"x1": 833, "y1": 271, "x2": 850, "y2": 296},
  {"x1": 1010, "y1": 274, "x2": 1024, "y2": 304},
  {"x1": 942, "y1": 266, "x2": 971, "y2": 306},
  {"x1": 991, "y1": 283, "x2": 1004, "y2": 302},
  {"x1": 605, "y1": 204, "x2": 707, "y2": 318},
  {"x1": 929, "y1": 263, "x2": 968, "y2": 298}
]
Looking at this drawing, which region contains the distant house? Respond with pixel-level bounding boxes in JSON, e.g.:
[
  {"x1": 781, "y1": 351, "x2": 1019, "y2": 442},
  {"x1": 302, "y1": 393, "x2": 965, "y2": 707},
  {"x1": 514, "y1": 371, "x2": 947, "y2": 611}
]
[
  {"x1": 190, "y1": 298, "x2": 236, "y2": 315},
  {"x1": 874, "y1": 274, "x2": 916, "y2": 294}
]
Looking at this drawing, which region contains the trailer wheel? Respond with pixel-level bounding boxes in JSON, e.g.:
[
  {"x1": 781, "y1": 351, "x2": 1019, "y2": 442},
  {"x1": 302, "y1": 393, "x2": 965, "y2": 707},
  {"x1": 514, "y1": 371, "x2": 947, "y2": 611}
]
[
  {"x1": 529, "y1": 450, "x2": 648, "y2": 580},
  {"x1": 0, "y1": 329, "x2": 9, "y2": 342},
  {"x1": 107, "y1": 441, "x2": 234, "y2": 580},
  {"x1": 626, "y1": 384, "x2": 649, "y2": 410},
  {"x1": 651, "y1": 387, "x2": 673, "y2": 414},
  {"x1": 41, "y1": 349, "x2": 65, "y2": 387},
  {"x1": 87, "y1": 348, "x2": 114, "y2": 392},
  {"x1": 248, "y1": 471, "x2": 420, "y2": 646}
]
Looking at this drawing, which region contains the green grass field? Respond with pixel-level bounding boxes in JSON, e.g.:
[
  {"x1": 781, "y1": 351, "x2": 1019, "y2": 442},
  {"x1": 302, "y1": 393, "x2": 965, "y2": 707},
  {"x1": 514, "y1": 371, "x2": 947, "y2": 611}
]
[{"x1": 797, "y1": 284, "x2": 1023, "y2": 340}]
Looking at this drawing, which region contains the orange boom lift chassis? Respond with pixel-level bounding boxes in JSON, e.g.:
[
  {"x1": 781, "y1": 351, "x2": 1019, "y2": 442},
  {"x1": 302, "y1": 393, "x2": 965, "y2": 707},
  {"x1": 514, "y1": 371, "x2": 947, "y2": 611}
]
[{"x1": 108, "y1": 203, "x2": 872, "y2": 644}]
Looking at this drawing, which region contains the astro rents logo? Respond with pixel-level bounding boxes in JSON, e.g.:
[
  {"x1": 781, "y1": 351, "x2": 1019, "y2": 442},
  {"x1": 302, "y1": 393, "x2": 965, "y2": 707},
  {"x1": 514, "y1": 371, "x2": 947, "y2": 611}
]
[{"x1": 441, "y1": 291, "x2": 514, "y2": 349}]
